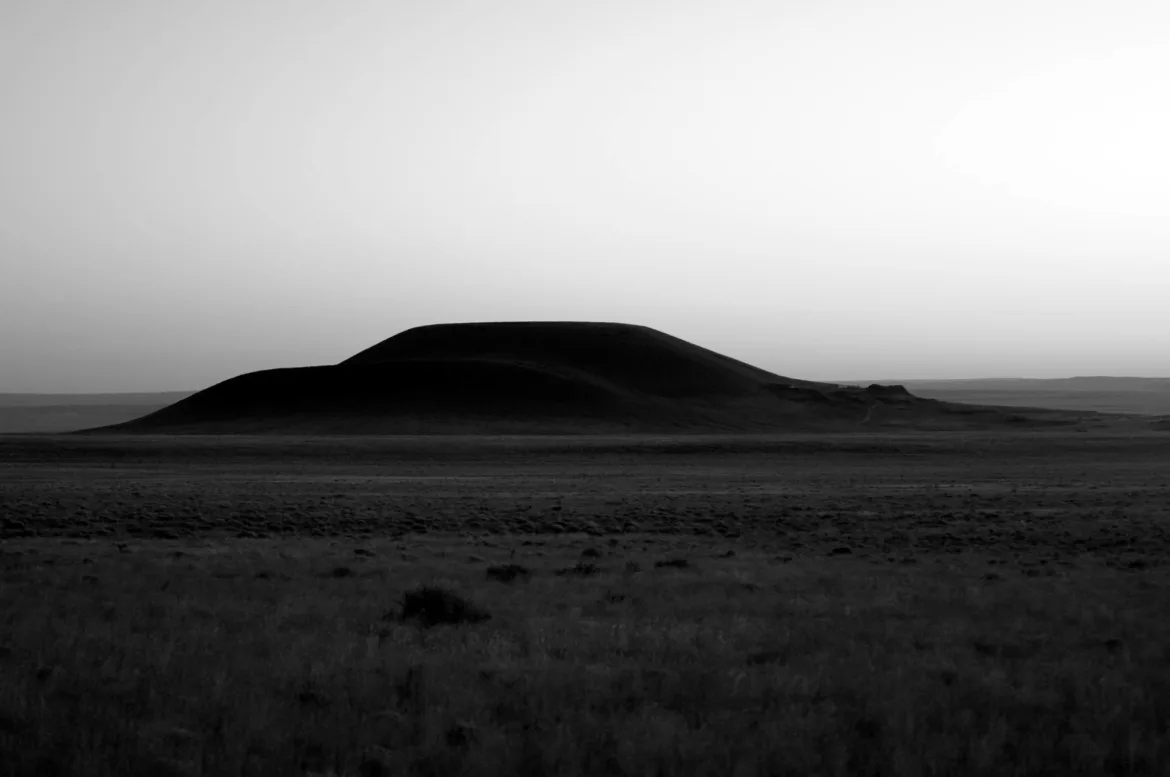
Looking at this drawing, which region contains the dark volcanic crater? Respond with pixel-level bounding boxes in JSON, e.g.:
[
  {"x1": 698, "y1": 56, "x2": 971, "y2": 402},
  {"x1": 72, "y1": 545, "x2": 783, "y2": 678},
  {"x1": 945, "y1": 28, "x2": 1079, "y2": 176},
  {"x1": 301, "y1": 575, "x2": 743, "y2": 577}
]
[{"x1": 86, "y1": 322, "x2": 1092, "y2": 434}]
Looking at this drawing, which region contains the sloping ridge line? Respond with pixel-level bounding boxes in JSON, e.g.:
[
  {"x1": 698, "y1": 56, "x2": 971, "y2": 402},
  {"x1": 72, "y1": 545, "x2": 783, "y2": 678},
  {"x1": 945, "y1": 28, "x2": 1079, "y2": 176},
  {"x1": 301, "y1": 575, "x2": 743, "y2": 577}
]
[
  {"x1": 343, "y1": 321, "x2": 832, "y2": 397},
  {"x1": 126, "y1": 357, "x2": 639, "y2": 426}
]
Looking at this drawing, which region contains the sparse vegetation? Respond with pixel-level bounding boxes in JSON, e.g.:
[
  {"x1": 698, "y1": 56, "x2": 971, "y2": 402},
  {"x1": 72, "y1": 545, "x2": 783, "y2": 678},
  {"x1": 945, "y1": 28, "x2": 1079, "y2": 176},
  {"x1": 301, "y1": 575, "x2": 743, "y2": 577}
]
[
  {"x1": 3, "y1": 536, "x2": 1170, "y2": 776},
  {"x1": 3, "y1": 432, "x2": 1170, "y2": 775}
]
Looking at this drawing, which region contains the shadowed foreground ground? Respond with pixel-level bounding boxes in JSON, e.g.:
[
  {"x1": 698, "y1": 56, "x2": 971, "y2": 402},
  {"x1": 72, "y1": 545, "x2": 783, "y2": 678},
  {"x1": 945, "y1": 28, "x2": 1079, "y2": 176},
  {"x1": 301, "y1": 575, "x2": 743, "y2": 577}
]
[{"x1": 2, "y1": 432, "x2": 1170, "y2": 775}]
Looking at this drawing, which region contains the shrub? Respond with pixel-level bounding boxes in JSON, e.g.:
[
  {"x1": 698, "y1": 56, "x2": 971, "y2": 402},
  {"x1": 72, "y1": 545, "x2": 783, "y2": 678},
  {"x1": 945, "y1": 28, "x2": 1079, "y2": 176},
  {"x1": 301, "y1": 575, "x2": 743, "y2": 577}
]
[
  {"x1": 395, "y1": 586, "x2": 491, "y2": 627},
  {"x1": 555, "y1": 562, "x2": 600, "y2": 577},
  {"x1": 485, "y1": 564, "x2": 532, "y2": 583}
]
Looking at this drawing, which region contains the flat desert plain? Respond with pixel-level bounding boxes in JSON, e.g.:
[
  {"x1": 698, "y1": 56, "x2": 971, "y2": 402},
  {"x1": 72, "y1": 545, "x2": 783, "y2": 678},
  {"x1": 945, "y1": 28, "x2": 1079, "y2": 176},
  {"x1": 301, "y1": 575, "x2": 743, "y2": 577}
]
[{"x1": 3, "y1": 431, "x2": 1170, "y2": 776}]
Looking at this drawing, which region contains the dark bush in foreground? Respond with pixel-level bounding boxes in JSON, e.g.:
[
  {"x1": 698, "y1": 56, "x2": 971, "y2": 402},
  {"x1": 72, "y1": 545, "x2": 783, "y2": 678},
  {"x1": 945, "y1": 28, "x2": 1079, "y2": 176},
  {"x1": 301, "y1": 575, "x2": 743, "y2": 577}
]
[
  {"x1": 396, "y1": 585, "x2": 491, "y2": 627},
  {"x1": 655, "y1": 558, "x2": 692, "y2": 569}
]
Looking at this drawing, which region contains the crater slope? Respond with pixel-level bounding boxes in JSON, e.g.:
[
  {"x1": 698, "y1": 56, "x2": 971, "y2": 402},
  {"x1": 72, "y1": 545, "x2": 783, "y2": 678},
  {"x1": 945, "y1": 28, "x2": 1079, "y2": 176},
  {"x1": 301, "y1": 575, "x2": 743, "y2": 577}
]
[{"x1": 87, "y1": 322, "x2": 1089, "y2": 434}]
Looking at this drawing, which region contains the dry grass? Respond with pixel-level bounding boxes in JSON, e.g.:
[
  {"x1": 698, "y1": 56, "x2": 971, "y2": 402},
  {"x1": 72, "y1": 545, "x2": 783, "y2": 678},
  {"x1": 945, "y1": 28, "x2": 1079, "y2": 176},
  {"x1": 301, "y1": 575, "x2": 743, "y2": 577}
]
[
  {"x1": 3, "y1": 534, "x2": 1170, "y2": 776},
  {"x1": 4, "y1": 433, "x2": 1170, "y2": 775}
]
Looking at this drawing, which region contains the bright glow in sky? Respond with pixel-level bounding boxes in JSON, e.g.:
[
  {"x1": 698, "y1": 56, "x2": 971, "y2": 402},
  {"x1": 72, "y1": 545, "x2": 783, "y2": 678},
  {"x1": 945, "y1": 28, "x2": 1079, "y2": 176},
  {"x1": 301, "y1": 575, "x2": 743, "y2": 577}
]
[{"x1": 2, "y1": 0, "x2": 1169, "y2": 391}]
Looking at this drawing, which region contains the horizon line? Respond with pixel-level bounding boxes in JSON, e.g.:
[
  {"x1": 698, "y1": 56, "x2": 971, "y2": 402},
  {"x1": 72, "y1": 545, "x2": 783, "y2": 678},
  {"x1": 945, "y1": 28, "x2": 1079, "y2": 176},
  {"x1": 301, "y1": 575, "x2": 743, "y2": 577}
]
[{"x1": 6, "y1": 374, "x2": 1170, "y2": 396}]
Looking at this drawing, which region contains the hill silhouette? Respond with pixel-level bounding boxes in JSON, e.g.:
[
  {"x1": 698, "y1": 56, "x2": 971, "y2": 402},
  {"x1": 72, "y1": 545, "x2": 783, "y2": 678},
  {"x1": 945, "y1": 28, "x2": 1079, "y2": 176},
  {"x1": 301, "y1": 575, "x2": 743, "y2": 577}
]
[
  {"x1": 87, "y1": 322, "x2": 1091, "y2": 434},
  {"x1": 343, "y1": 322, "x2": 833, "y2": 397}
]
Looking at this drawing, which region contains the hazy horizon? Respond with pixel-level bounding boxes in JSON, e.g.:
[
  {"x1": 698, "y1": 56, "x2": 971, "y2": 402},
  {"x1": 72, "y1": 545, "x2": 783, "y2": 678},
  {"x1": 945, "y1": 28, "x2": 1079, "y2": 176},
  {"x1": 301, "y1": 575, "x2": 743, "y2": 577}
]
[
  {"x1": 3, "y1": 363, "x2": 1170, "y2": 398},
  {"x1": 4, "y1": 0, "x2": 1169, "y2": 393}
]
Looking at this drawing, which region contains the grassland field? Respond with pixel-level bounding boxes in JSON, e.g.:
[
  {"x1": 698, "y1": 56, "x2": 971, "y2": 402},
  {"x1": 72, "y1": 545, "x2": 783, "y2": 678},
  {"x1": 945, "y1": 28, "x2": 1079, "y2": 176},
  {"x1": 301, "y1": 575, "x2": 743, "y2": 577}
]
[{"x1": 2, "y1": 431, "x2": 1170, "y2": 776}]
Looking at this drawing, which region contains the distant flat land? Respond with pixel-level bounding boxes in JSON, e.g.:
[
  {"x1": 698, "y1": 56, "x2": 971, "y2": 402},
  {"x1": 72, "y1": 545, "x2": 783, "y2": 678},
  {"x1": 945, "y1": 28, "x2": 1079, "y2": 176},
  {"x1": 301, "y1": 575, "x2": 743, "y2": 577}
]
[
  {"x1": 4, "y1": 430, "x2": 1169, "y2": 561},
  {"x1": 8, "y1": 374, "x2": 1170, "y2": 436},
  {"x1": 0, "y1": 392, "x2": 191, "y2": 434},
  {"x1": 5, "y1": 375, "x2": 1168, "y2": 434},
  {"x1": 852, "y1": 377, "x2": 1170, "y2": 416}
]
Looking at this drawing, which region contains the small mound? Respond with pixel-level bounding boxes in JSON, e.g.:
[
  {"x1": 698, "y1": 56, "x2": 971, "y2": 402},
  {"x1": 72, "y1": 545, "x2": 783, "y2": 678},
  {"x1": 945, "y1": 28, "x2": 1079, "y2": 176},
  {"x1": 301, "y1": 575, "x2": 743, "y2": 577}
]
[{"x1": 865, "y1": 384, "x2": 913, "y2": 398}]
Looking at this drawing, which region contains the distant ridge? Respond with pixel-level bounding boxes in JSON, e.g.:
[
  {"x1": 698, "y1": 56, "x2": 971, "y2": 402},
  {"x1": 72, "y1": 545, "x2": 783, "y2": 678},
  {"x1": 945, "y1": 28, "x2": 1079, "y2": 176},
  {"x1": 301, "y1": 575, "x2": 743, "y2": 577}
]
[
  {"x1": 865, "y1": 377, "x2": 1170, "y2": 392},
  {"x1": 853, "y1": 377, "x2": 1170, "y2": 417},
  {"x1": 84, "y1": 321, "x2": 1093, "y2": 435}
]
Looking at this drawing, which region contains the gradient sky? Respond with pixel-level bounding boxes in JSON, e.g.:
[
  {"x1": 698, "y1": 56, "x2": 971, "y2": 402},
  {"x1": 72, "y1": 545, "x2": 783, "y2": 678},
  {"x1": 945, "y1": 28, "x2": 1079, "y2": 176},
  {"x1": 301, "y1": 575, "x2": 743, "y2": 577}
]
[{"x1": 3, "y1": 0, "x2": 1169, "y2": 392}]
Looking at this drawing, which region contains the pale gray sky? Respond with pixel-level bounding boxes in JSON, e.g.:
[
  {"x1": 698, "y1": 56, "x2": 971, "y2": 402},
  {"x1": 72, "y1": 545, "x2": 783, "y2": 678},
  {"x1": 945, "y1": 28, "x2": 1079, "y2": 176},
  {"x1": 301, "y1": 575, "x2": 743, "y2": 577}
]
[{"x1": 2, "y1": 0, "x2": 1169, "y2": 392}]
